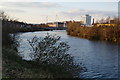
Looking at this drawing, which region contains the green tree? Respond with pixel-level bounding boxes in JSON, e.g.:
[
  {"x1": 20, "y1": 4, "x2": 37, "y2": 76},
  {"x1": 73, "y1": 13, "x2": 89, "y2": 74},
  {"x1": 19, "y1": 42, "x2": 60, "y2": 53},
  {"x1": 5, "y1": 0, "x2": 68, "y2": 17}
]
[{"x1": 28, "y1": 34, "x2": 86, "y2": 78}]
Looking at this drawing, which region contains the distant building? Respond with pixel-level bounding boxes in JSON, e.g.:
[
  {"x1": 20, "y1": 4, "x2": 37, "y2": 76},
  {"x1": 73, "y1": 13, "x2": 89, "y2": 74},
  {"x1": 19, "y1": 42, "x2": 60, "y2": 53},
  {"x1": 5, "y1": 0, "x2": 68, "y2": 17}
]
[
  {"x1": 93, "y1": 19, "x2": 117, "y2": 27},
  {"x1": 92, "y1": 18, "x2": 95, "y2": 25},
  {"x1": 83, "y1": 14, "x2": 92, "y2": 26},
  {"x1": 96, "y1": 23, "x2": 117, "y2": 27},
  {"x1": 47, "y1": 22, "x2": 57, "y2": 27},
  {"x1": 110, "y1": 20, "x2": 115, "y2": 24},
  {"x1": 47, "y1": 22, "x2": 66, "y2": 27},
  {"x1": 56, "y1": 22, "x2": 65, "y2": 27}
]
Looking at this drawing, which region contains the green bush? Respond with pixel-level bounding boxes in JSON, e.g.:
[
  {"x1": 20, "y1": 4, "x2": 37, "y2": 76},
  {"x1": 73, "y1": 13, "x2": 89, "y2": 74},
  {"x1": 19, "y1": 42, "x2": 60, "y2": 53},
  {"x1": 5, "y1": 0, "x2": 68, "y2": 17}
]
[{"x1": 28, "y1": 34, "x2": 85, "y2": 78}]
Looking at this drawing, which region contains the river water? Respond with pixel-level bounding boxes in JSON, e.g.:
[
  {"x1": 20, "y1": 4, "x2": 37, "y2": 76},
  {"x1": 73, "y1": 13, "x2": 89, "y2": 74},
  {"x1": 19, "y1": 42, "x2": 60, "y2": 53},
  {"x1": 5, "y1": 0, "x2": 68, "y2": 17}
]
[{"x1": 18, "y1": 30, "x2": 119, "y2": 79}]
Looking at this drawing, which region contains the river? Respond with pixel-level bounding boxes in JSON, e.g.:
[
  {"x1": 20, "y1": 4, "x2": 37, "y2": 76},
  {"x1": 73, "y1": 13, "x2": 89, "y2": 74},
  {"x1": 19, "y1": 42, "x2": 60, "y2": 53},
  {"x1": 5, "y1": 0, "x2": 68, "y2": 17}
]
[{"x1": 18, "y1": 30, "x2": 119, "y2": 79}]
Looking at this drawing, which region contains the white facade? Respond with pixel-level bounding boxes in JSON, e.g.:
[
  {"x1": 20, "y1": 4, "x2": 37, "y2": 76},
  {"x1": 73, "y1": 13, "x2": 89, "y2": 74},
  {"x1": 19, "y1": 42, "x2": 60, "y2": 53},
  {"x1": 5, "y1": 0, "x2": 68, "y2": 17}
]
[{"x1": 83, "y1": 14, "x2": 91, "y2": 26}]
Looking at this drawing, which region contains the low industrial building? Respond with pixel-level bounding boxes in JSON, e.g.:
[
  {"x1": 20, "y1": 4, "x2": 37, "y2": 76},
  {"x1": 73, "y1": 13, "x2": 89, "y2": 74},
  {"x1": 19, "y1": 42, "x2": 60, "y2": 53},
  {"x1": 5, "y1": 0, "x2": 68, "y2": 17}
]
[{"x1": 47, "y1": 22, "x2": 66, "y2": 27}]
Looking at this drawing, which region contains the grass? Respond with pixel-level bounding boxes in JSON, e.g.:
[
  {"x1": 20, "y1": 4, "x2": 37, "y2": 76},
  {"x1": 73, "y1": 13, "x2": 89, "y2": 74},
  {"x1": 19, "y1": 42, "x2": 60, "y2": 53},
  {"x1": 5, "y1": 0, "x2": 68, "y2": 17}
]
[
  {"x1": 2, "y1": 34, "x2": 86, "y2": 78},
  {"x1": 2, "y1": 47, "x2": 53, "y2": 78}
]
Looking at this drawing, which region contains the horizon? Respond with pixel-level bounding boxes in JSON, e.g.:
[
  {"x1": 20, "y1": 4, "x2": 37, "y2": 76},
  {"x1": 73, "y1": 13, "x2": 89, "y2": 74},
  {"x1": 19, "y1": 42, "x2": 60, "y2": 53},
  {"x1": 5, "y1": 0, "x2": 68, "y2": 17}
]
[{"x1": 0, "y1": 2, "x2": 118, "y2": 24}]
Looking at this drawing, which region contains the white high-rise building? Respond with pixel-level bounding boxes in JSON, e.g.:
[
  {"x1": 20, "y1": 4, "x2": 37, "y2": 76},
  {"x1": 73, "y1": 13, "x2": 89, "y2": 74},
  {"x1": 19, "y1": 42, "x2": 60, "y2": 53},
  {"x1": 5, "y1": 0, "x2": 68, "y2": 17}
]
[{"x1": 83, "y1": 14, "x2": 91, "y2": 26}]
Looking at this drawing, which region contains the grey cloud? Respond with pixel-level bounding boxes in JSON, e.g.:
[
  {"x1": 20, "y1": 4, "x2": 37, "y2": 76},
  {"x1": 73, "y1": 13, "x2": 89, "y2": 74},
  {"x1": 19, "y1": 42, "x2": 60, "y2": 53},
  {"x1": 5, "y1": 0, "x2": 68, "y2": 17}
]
[
  {"x1": 0, "y1": 2, "x2": 60, "y2": 8},
  {"x1": 60, "y1": 9, "x2": 117, "y2": 17}
]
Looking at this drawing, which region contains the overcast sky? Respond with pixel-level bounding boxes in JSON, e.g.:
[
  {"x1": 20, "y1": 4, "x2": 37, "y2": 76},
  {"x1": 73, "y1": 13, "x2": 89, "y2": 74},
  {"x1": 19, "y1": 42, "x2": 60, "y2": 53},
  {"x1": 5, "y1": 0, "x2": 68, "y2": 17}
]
[{"x1": 0, "y1": 0, "x2": 118, "y2": 24}]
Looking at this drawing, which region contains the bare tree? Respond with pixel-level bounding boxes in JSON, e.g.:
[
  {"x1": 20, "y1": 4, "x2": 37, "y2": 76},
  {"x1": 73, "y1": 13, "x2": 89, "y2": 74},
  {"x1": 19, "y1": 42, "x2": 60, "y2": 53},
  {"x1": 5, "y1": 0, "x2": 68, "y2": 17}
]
[{"x1": 0, "y1": 11, "x2": 9, "y2": 20}]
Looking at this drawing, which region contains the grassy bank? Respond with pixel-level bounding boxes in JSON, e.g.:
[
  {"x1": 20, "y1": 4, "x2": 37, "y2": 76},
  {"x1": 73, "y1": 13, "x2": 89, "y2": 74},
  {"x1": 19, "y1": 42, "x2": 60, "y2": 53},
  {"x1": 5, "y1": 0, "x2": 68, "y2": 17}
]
[
  {"x1": 2, "y1": 33, "x2": 85, "y2": 78},
  {"x1": 2, "y1": 32, "x2": 52, "y2": 78},
  {"x1": 67, "y1": 22, "x2": 120, "y2": 42},
  {"x1": 2, "y1": 47, "x2": 55, "y2": 78}
]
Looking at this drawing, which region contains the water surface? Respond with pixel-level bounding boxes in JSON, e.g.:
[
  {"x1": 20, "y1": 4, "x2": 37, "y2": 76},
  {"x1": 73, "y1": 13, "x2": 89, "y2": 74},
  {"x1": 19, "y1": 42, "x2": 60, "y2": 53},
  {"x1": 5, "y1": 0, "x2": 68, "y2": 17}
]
[{"x1": 18, "y1": 30, "x2": 119, "y2": 78}]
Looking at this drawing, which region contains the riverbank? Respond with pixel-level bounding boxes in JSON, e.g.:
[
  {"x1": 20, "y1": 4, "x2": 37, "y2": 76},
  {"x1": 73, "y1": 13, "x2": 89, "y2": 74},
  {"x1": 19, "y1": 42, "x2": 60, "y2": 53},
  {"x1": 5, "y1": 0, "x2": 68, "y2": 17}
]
[
  {"x1": 2, "y1": 33, "x2": 52, "y2": 78},
  {"x1": 18, "y1": 30, "x2": 118, "y2": 79},
  {"x1": 2, "y1": 20, "x2": 67, "y2": 34},
  {"x1": 2, "y1": 46, "x2": 53, "y2": 78},
  {"x1": 2, "y1": 31, "x2": 84, "y2": 78},
  {"x1": 67, "y1": 22, "x2": 120, "y2": 42}
]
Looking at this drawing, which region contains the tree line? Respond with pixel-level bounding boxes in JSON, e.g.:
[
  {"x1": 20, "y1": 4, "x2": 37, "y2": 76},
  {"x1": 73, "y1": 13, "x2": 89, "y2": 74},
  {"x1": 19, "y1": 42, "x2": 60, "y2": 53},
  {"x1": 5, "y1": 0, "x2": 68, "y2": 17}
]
[
  {"x1": 0, "y1": 11, "x2": 50, "y2": 34},
  {"x1": 67, "y1": 17, "x2": 120, "y2": 42}
]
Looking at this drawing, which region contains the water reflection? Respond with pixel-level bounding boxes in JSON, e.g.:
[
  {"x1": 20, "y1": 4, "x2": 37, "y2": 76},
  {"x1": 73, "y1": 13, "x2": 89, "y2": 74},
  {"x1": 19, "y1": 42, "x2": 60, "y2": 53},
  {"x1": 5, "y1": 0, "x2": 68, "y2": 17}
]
[{"x1": 18, "y1": 30, "x2": 118, "y2": 78}]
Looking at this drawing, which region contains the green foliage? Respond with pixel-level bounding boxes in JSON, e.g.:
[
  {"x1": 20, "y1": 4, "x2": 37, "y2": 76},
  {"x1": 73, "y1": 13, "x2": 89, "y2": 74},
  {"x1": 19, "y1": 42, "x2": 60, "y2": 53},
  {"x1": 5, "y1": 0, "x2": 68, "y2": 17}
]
[{"x1": 28, "y1": 34, "x2": 85, "y2": 78}]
